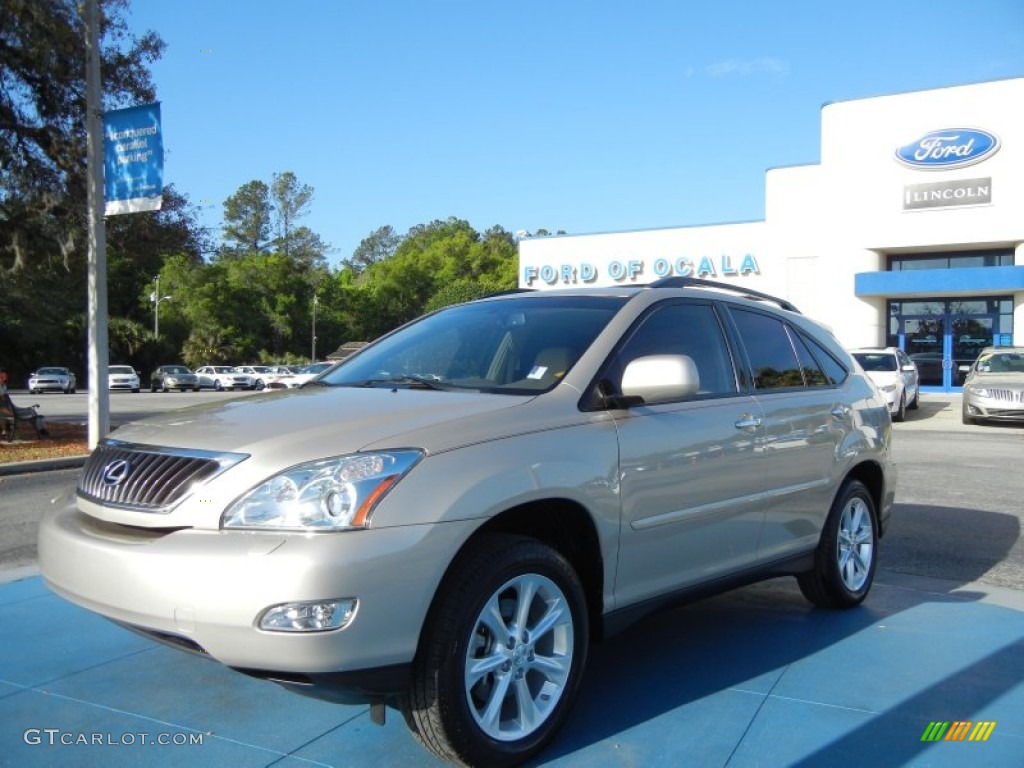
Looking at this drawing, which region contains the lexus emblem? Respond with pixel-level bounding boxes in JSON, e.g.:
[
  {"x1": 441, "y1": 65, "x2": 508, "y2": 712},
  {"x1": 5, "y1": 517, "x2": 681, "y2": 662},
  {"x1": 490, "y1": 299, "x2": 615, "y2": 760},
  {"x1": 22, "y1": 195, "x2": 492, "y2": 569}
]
[{"x1": 101, "y1": 459, "x2": 132, "y2": 486}]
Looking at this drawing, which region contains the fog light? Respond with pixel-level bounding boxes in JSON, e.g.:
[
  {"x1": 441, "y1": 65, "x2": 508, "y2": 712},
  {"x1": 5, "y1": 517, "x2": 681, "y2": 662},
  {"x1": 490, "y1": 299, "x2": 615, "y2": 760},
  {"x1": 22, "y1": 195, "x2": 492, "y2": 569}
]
[{"x1": 259, "y1": 599, "x2": 357, "y2": 632}]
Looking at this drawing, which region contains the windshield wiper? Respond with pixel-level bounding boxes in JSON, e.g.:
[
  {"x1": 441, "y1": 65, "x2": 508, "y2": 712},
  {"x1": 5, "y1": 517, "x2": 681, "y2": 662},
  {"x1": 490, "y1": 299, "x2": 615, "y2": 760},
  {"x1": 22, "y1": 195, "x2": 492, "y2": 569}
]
[{"x1": 351, "y1": 375, "x2": 449, "y2": 391}]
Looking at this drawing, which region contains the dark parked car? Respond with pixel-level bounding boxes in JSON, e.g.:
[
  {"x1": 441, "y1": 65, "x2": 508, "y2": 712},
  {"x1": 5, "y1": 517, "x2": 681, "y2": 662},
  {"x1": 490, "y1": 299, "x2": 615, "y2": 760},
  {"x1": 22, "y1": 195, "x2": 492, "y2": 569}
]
[{"x1": 149, "y1": 365, "x2": 200, "y2": 392}]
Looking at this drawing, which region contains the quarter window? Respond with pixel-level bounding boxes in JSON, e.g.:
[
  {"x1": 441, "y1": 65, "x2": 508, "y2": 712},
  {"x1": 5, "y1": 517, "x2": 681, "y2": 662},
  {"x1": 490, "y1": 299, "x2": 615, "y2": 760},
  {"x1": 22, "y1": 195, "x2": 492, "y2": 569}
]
[
  {"x1": 731, "y1": 309, "x2": 804, "y2": 390},
  {"x1": 803, "y1": 334, "x2": 849, "y2": 386}
]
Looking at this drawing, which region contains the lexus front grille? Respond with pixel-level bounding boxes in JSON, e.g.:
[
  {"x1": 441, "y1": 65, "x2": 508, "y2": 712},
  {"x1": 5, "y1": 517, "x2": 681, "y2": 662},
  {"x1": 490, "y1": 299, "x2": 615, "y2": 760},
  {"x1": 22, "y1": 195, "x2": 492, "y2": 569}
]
[{"x1": 78, "y1": 440, "x2": 247, "y2": 513}]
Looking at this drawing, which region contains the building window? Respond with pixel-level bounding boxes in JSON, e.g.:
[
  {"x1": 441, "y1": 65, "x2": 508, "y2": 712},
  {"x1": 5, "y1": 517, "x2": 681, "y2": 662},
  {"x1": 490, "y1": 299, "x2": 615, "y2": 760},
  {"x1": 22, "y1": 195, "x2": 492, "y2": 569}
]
[{"x1": 888, "y1": 249, "x2": 1013, "y2": 271}]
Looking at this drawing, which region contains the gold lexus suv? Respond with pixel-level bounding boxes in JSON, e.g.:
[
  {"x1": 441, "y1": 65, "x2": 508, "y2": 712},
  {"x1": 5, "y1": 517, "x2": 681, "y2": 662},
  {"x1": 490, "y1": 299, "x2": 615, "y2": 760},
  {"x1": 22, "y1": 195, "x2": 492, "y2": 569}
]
[{"x1": 39, "y1": 279, "x2": 896, "y2": 767}]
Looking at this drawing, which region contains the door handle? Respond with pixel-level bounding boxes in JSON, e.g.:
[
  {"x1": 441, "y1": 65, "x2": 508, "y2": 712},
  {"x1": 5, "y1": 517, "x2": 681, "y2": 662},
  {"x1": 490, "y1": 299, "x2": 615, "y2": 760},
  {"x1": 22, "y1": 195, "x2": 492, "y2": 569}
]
[
  {"x1": 735, "y1": 414, "x2": 762, "y2": 432},
  {"x1": 831, "y1": 404, "x2": 851, "y2": 420}
]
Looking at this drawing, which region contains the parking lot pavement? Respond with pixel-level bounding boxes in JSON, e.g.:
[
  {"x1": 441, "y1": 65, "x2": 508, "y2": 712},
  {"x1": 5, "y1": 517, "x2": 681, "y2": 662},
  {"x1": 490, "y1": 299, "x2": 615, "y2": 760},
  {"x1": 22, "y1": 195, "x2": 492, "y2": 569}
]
[{"x1": 2, "y1": 569, "x2": 1022, "y2": 767}]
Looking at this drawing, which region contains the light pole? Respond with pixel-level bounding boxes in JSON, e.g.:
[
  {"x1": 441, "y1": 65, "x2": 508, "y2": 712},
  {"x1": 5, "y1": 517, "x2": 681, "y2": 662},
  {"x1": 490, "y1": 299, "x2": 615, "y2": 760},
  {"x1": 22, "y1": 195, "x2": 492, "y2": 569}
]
[
  {"x1": 150, "y1": 276, "x2": 173, "y2": 339},
  {"x1": 311, "y1": 294, "x2": 318, "y2": 363}
]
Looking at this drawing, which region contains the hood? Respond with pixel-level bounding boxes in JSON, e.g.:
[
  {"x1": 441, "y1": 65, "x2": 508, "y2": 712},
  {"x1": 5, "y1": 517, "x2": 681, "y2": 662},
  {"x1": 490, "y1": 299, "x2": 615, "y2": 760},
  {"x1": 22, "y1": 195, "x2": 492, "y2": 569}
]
[
  {"x1": 107, "y1": 385, "x2": 535, "y2": 467},
  {"x1": 968, "y1": 373, "x2": 1024, "y2": 389},
  {"x1": 862, "y1": 370, "x2": 901, "y2": 388}
]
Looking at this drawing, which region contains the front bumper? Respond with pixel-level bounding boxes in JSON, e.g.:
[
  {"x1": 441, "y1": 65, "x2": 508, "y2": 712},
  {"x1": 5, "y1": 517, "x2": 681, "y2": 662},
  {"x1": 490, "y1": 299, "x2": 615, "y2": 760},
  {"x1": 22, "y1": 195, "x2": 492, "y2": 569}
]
[
  {"x1": 39, "y1": 499, "x2": 473, "y2": 697},
  {"x1": 30, "y1": 381, "x2": 70, "y2": 391},
  {"x1": 964, "y1": 396, "x2": 1024, "y2": 422},
  {"x1": 164, "y1": 378, "x2": 198, "y2": 389}
]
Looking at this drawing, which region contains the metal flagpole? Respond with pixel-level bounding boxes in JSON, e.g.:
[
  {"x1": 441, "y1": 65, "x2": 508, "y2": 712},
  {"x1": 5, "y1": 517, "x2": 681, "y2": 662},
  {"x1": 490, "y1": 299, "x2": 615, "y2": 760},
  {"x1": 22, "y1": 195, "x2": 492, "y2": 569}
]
[{"x1": 85, "y1": 0, "x2": 110, "y2": 448}]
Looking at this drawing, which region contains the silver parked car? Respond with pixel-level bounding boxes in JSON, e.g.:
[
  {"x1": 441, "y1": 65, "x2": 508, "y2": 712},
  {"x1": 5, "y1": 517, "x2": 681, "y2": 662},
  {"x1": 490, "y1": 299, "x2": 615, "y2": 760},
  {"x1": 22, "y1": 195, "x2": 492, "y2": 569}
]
[
  {"x1": 39, "y1": 279, "x2": 896, "y2": 767},
  {"x1": 961, "y1": 346, "x2": 1024, "y2": 425},
  {"x1": 849, "y1": 347, "x2": 920, "y2": 422},
  {"x1": 194, "y1": 365, "x2": 254, "y2": 391},
  {"x1": 27, "y1": 366, "x2": 76, "y2": 394},
  {"x1": 149, "y1": 364, "x2": 200, "y2": 393}
]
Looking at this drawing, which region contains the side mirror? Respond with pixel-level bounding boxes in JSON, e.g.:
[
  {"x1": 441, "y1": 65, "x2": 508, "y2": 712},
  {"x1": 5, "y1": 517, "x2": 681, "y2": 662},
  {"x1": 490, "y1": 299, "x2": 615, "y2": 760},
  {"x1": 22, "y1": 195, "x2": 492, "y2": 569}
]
[{"x1": 620, "y1": 355, "x2": 700, "y2": 405}]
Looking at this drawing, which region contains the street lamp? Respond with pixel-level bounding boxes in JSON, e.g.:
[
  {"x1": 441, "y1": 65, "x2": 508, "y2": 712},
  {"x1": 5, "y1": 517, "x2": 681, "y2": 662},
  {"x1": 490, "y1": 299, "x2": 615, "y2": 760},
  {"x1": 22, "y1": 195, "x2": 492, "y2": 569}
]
[
  {"x1": 150, "y1": 276, "x2": 172, "y2": 339},
  {"x1": 311, "y1": 294, "x2": 318, "y2": 363}
]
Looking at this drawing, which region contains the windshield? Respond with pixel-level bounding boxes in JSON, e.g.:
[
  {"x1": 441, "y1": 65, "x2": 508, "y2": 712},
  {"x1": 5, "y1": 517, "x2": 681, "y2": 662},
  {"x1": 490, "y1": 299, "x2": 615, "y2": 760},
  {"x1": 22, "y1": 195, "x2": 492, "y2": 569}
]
[
  {"x1": 976, "y1": 351, "x2": 1024, "y2": 373},
  {"x1": 110, "y1": 366, "x2": 134, "y2": 374},
  {"x1": 319, "y1": 295, "x2": 626, "y2": 394},
  {"x1": 166, "y1": 366, "x2": 190, "y2": 374},
  {"x1": 37, "y1": 368, "x2": 67, "y2": 375},
  {"x1": 853, "y1": 353, "x2": 898, "y2": 373}
]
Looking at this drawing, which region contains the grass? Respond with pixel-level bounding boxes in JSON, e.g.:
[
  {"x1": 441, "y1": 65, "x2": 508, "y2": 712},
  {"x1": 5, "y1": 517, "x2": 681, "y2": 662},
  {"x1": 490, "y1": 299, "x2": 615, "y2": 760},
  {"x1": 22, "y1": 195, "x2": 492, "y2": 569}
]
[{"x1": 0, "y1": 420, "x2": 90, "y2": 464}]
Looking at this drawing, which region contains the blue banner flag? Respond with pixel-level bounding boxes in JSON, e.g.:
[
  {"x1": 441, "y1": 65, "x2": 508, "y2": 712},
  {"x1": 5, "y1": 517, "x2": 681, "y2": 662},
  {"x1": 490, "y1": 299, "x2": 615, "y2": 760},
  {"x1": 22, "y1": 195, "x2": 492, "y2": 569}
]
[{"x1": 103, "y1": 102, "x2": 163, "y2": 215}]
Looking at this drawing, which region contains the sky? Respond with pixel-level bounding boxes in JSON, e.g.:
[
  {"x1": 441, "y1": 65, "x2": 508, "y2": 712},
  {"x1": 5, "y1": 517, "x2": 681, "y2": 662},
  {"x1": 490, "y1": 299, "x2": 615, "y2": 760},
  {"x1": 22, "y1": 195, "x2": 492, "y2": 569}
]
[{"x1": 126, "y1": 0, "x2": 1024, "y2": 266}]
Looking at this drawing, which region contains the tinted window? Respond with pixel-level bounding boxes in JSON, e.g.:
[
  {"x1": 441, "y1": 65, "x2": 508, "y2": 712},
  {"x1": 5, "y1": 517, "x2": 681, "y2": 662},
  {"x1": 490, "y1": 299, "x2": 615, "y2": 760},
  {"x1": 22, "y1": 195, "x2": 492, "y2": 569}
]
[
  {"x1": 790, "y1": 332, "x2": 829, "y2": 386},
  {"x1": 607, "y1": 302, "x2": 737, "y2": 398},
  {"x1": 803, "y1": 334, "x2": 849, "y2": 385},
  {"x1": 731, "y1": 309, "x2": 804, "y2": 389}
]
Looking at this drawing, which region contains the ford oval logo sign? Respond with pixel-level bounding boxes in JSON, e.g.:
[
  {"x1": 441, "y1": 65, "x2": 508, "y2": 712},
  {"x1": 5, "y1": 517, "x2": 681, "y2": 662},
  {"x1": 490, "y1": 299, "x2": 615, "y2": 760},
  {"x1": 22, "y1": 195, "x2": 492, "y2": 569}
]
[{"x1": 895, "y1": 128, "x2": 1000, "y2": 170}]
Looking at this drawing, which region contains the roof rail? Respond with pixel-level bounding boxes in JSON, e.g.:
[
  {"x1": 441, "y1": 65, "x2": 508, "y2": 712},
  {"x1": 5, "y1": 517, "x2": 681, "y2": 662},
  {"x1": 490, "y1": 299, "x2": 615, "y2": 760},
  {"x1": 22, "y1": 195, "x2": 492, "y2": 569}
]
[{"x1": 647, "y1": 277, "x2": 801, "y2": 314}]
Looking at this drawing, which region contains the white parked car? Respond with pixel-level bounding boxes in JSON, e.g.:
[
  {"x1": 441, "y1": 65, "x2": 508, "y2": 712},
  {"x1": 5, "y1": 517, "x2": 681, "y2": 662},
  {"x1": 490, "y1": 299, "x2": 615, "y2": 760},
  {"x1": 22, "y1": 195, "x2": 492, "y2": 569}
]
[
  {"x1": 233, "y1": 365, "x2": 274, "y2": 390},
  {"x1": 195, "y1": 366, "x2": 255, "y2": 391},
  {"x1": 108, "y1": 365, "x2": 140, "y2": 393},
  {"x1": 850, "y1": 347, "x2": 920, "y2": 422},
  {"x1": 287, "y1": 361, "x2": 335, "y2": 387},
  {"x1": 27, "y1": 366, "x2": 77, "y2": 394},
  {"x1": 263, "y1": 365, "x2": 302, "y2": 389}
]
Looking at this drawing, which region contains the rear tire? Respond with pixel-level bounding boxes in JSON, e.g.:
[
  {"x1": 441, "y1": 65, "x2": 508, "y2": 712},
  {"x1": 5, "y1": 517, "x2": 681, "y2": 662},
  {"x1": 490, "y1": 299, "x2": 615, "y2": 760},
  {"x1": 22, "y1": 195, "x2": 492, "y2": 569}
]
[
  {"x1": 400, "y1": 534, "x2": 588, "y2": 768},
  {"x1": 798, "y1": 479, "x2": 877, "y2": 609}
]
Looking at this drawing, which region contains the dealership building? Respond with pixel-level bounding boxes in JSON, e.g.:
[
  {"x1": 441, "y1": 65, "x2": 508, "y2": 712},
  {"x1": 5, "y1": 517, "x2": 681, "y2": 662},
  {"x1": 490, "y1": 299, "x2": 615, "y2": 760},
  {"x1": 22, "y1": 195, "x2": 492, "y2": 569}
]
[{"x1": 518, "y1": 77, "x2": 1024, "y2": 392}]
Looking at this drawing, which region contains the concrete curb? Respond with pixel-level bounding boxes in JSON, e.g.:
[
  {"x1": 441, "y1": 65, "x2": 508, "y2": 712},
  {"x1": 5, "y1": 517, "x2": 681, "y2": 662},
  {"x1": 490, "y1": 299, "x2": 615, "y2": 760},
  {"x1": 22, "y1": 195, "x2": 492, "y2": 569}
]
[{"x1": 0, "y1": 454, "x2": 89, "y2": 477}]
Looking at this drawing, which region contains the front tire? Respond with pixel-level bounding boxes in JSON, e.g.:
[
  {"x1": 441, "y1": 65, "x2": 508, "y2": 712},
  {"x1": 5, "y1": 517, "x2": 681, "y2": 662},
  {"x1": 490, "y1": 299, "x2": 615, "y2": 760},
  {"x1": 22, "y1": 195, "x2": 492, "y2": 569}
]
[
  {"x1": 401, "y1": 534, "x2": 589, "y2": 768},
  {"x1": 892, "y1": 393, "x2": 906, "y2": 422},
  {"x1": 798, "y1": 479, "x2": 878, "y2": 609},
  {"x1": 962, "y1": 402, "x2": 976, "y2": 425}
]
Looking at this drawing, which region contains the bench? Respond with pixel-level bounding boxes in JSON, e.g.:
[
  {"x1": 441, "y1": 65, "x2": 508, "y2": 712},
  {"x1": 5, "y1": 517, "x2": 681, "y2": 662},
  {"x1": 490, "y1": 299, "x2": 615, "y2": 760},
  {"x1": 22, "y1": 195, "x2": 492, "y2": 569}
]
[{"x1": 0, "y1": 392, "x2": 47, "y2": 442}]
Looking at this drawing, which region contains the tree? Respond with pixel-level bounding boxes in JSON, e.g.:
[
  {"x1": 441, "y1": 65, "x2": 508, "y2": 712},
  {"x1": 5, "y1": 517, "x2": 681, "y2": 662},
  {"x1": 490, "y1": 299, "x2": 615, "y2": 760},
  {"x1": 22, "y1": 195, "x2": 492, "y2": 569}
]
[
  {"x1": 0, "y1": 0, "x2": 165, "y2": 275},
  {"x1": 221, "y1": 180, "x2": 272, "y2": 254},
  {"x1": 270, "y1": 171, "x2": 313, "y2": 259},
  {"x1": 0, "y1": 0, "x2": 170, "y2": 386},
  {"x1": 347, "y1": 225, "x2": 400, "y2": 275},
  {"x1": 354, "y1": 218, "x2": 518, "y2": 337}
]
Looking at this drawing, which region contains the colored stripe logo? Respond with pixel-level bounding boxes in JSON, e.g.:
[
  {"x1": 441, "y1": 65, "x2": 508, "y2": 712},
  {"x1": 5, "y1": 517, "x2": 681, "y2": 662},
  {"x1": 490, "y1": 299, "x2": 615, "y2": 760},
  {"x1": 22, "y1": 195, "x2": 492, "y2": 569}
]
[{"x1": 921, "y1": 721, "x2": 996, "y2": 742}]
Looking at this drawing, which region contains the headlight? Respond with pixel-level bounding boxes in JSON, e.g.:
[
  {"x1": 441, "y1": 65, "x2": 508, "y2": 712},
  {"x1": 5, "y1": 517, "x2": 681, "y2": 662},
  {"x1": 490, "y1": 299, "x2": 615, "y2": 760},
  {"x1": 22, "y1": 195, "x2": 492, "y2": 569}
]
[
  {"x1": 879, "y1": 384, "x2": 897, "y2": 393},
  {"x1": 967, "y1": 386, "x2": 989, "y2": 398},
  {"x1": 221, "y1": 450, "x2": 423, "y2": 531}
]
